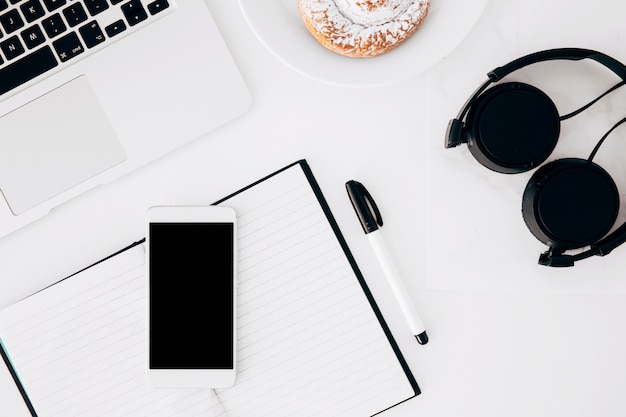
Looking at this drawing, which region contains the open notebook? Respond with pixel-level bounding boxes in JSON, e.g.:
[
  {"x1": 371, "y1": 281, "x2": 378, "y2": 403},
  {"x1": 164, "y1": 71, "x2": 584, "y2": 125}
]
[{"x1": 0, "y1": 160, "x2": 419, "y2": 416}]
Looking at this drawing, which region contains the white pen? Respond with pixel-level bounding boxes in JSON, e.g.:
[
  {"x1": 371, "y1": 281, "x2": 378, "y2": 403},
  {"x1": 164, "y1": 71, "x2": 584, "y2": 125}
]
[{"x1": 346, "y1": 180, "x2": 429, "y2": 345}]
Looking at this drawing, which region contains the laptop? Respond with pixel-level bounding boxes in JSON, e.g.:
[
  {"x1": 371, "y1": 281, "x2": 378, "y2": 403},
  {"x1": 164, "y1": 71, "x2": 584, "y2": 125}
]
[{"x1": 0, "y1": 0, "x2": 251, "y2": 238}]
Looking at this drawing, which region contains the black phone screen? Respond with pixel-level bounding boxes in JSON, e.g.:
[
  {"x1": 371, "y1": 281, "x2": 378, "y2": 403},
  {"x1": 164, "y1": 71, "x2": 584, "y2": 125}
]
[{"x1": 149, "y1": 222, "x2": 234, "y2": 369}]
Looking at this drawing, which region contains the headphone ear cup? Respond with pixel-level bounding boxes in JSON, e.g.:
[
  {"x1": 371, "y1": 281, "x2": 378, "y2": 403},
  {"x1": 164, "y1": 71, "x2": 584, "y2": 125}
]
[
  {"x1": 522, "y1": 158, "x2": 620, "y2": 250},
  {"x1": 465, "y1": 82, "x2": 560, "y2": 174}
]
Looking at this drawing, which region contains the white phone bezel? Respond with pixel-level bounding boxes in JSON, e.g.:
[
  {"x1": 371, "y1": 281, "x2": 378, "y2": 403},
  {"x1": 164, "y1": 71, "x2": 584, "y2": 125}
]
[{"x1": 146, "y1": 205, "x2": 237, "y2": 388}]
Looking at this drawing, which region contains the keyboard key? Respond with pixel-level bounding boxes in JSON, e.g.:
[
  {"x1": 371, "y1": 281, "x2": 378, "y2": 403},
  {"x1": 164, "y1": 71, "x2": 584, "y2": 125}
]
[
  {"x1": 62, "y1": 2, "x2": 87, "y2": 27},
  {"x1": 147, "y1": 0, "x2": 167, "y2": 15},
  {"x1": 0, "y1": 34, "x2": 24, "y2": 59},
  {"x1": 41, "y1": 12, "x2": 65, "y2": 38},
  {"x1": 9, "y1": 0, "x2": 23, "y2": 4},
  {"x1": 0, "y1": 9, "x2": 24, "y2": 34},
  {"x1": 104, "y1": 19, "x2": 125, "y2": 37},
  {"x1": 84, "y1": 0, "x2": 107, "y2": 16},
  {"x1": 0, "y1": 0, "x2": 8, "y2": 12},
  {"x1": 21, "y1": 24, "x2": 45, "y2": 48},
  {"x1": 121, "y1": 0, "x2": 146, "y2": 26},
  {"x1": 78, "y1": 20, "x2": 104, "y2": 48},
  {"x1": 0, "y1": 45, "x2": 57, "y2": 95},
  {"x1": 42, "y1": 0, "x2": 65, "y2": 12},
  {"x1": 20, "y1": 0, "x2": 45, "y2": 23},
  {"x1": 52, "y1": 31, "x2": 83, "y2": 61}
]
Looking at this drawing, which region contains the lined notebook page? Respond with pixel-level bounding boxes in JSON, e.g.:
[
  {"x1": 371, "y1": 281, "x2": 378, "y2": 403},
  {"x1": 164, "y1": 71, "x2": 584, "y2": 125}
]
[
  {"x1": 215, "y1": 163, "x2": 416, "y2": 416},
  {"x1": 0, "y1": 161, "x2": 416, "y2": 417},
  {"x1": 0, "y1": 245, "x2": 227, "y2": 417}
]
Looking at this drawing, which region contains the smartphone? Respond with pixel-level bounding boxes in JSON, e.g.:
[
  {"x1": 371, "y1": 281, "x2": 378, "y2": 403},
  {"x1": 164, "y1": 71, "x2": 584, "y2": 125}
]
[{"x1": 146, "y1": 205, "x2": 237, "y2": 388}]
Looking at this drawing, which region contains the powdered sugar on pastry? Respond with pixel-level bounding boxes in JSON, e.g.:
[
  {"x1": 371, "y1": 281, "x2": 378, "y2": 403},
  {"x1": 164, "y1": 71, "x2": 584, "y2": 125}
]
[{"x1": 298, "y1": 0, "x2": 430, "y2": 58}]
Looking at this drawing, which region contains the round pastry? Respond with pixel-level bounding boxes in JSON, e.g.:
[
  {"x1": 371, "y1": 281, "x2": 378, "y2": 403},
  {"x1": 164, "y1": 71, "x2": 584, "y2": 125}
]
[{"x1": 298, "y1": 0, "x2": 430, "y2": 58}]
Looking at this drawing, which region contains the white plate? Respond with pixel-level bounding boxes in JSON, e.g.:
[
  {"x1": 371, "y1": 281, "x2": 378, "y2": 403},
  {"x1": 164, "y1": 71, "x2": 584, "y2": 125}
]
[{"x1": 238, "y1": 0, "x2": 489, "y2": 87}]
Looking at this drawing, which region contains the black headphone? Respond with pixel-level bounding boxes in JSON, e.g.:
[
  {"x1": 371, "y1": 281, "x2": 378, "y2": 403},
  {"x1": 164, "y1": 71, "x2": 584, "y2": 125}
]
[{"x1": 445, "y1": 48, "x2": 626, "y2": 267}]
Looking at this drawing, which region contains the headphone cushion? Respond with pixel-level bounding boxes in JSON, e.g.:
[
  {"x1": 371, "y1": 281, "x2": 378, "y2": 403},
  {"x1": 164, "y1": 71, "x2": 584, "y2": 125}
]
[
  {"x1": 466, "y1": 82, "x2": 560, "y2": 173},
  {"x1": 522, "y1": 158, "x2": 620, "y2": 250}
]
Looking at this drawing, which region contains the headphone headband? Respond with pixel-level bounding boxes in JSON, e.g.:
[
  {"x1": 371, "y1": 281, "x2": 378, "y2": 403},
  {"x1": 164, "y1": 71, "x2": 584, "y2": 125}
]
[{"x1": 488, "y1": 48, "x2": 626, "y2": 82}]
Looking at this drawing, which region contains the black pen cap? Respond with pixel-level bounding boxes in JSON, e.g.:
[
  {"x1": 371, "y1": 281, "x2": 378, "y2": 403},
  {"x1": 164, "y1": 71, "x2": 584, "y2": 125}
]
[{"x1": 345, "y1": 180, "x2": 383, "y2": 234}]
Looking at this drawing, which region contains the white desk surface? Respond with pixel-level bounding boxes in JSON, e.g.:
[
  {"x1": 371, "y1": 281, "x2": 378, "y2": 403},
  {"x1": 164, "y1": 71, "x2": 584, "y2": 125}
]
[{"x1": 2, "y1": 0, "x2": 626, "y2": 416}]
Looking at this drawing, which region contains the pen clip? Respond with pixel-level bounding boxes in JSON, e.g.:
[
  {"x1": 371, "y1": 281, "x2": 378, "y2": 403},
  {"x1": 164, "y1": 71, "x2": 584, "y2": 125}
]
[{"x1": 346, "y1": 180, "x2": 383, "y2": 234}]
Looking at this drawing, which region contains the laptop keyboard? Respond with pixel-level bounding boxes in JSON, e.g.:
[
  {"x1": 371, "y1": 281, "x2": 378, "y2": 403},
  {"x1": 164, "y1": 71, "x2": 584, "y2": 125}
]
[{"x1": 0, "y1": 0, "x2": 173, "y2": 97}]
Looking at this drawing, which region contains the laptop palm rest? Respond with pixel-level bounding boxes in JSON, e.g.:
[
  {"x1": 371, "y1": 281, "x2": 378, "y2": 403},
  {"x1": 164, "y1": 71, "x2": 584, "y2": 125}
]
[{"x1": 0, "y1": 76, "x2": 126, "y2": 215}]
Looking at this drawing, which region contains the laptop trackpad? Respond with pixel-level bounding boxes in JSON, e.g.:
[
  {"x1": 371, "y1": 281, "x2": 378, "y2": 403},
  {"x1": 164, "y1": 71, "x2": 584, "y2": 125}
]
[{"x1": 0, "y1": 76, "x2": 126, "y2": 215}]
